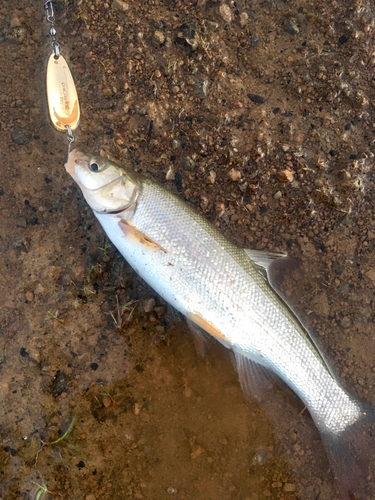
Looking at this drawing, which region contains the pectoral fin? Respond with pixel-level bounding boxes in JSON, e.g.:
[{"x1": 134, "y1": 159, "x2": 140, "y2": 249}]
[
  {"x1": 186, "y1": 312, "x2": 229, "y2": 343},
  {"x1": 119, "y1": 220, "x2": 169, "y2": 253},
  {"x1": 186, "y1": 318, "x2": 212, "y2": 358}
]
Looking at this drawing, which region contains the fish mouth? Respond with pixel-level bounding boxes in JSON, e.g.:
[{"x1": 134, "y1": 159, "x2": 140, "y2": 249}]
[{"x1": 65, "y1": 149, "x2": 88, "y2": 178}]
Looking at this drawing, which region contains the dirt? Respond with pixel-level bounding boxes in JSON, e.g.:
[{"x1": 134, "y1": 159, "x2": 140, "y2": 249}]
[{"x1": 0, "y1": 0, "x2": 375, "y2": 499}]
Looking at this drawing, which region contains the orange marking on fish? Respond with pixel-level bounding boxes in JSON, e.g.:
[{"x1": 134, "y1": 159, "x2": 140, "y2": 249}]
[
  {"x1": 187, "y1": 312, "x2": 229, "y2": 342},
  {"x1": 119, "y1": 220, "x2": 169, "y2": 253}
]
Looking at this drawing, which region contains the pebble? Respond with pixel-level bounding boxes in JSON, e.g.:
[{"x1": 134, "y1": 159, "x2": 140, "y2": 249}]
[
  {"x1": 276, "y1": 169, "x2": 293, "y2": 182},
  {"x1": 240, "y1": 12, "x2": 249, "y2": 27},
  {"x1": 153, "y1": 30, "x2": 165, "y2": 45},
  {"x1": 200, "y1": 196, "x2": 209, "y2": 209},
  {"x1": 248, "y1": 93, "x2": 265, "y2": 104},
  {"x1": 10, "y1": 16, "x2": 22, "y2": 28},
  {"x1": 25, "y1": 291, "x2": 34, "y2": 301},
  {"x1": 191, "y1": 445, "x2": 205, "y2": 459},
  {"x1": 182, "y1": 156, "x2": 196, "y2": 171},
  {"x1": 142, "y1": 298, "x2": 156, "y2": 312},
  {"x1": 11, "y1": 127, "x2": 33, "y2": 145},
  {"x1": 17, "y1": 217, "x2": 27, "y2": 228},
  {"x1": 283, "y1": 483, "x2": 296, "y2": 492},
  {"x1": 285, "y1": 18, "x2": 299, "y2": 35},
  {"x1": 112, "y1": 0, "x2": 129, "y2": 11},
  {"x1": 207, "y1": 170, "x2": 216, "y2": 184},
  {"x1": 274, "y1": 191, "x2": 282, "y2": 200},
  {"x1": 228, "y1": 168, "x2": 241, "y2": 181},
  {"x1": 102, "y1": 395, "x2": 112, "y2": 408},
  {"x1": 219, "y1": 4, "x2": 233, "y2": 23},
  {"x1": 191, "y1": 77, "x2": 209, "y2": 99},
  {"x1": 171, "y1": 140, "x2": 181, "y2": 149},
  {"x1": 165, "y1": 167, "x2": 175, "y2": 180}
]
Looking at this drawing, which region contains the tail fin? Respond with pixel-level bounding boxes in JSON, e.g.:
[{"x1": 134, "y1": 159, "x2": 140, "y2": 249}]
[{"x1": 321, "y1": 405, "x2": 375, "y2": 500}]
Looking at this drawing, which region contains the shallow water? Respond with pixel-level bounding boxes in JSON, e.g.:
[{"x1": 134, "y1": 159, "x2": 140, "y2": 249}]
[{"x1": 1, "y1": 0, "x2": 374, "y2": 498}]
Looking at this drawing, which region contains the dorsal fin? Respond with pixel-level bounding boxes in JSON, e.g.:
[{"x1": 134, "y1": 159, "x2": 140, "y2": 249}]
[{"x1": 244, "y1": 249, "x2": 286, "y2": 281}]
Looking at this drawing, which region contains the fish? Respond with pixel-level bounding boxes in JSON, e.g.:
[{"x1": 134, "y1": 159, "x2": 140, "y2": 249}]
[{"x1": 65, "y1": 149, "x2": 375, "y2": 500}]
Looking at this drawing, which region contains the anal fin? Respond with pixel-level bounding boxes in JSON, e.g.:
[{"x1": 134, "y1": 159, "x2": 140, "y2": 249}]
[{"x1": 234, "y1": 349, "x2": 276, "y2": 401}]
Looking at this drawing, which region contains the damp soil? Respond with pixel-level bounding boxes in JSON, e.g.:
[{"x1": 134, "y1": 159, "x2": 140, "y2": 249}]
[{"x1": 1, "y1": 0, "x2": 375, "y2": 499}]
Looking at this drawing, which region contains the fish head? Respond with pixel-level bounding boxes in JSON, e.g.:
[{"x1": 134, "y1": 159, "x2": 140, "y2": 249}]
[{"x1": 65, "y1": 149, "x2": 140, "y2": 214}]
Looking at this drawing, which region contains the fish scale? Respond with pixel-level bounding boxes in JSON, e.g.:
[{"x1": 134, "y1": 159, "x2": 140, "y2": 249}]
[
  {"x1": 97, "y1": 177, "x2": 361, "y2": 434},
  {"x1": 66, "y1": 149, "x2": 375, "y2": 499}
]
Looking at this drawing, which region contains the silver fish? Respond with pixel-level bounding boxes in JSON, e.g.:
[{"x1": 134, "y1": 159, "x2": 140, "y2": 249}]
[{"x1": 66, "y1": 149, "x2": 375, "y2": 500}]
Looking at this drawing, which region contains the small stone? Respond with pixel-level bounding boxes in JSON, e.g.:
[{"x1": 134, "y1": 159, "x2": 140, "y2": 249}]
[
  {"x1": 102, "y1": 395, "x2": 112, "y2": 408},
  {"x1": 191, "y1": 76, "x2": 209, "y2": 99},
  {"x1": 338, "y1": 34, "x2": 349, "y2": 46},
  {"x1": 11, "y1": 128, "x2": 33, "y2": 145},
  {"x1": 17, "y1": 217, "x2": 27, "y2": 228},
  {"x1": 247, "y1": 94, "x2": 265, "y2": 104},
  {"x1": 283, "y1": 483, "x2": 296, "y2": 493},
  {"x1": 112, "y1": 0, "x2": 129, "y2": 11},
  {"x1": 284, "y1": 18, "x2": 299, "y2": 35},
  {"x1": 365, "y1": 268, "x2": 375, "y2": 283},
  {"x1": 10, "y1": 16, "x2": 22, "y2": 28},
  {"x1": 29, "y1": 350, "x2": 41, "y2": 364},
  {"x1": 154, "y1": 306, "x2": 166, "y2": 317},
  {"x1": 277, "y1": 169, "x2": 293, "y2": 182},
  {"x1": 165, "y1": 167, "x2": 175, "y2": 180},
  {"x1": 142, "y1": 298, "x2": 156, "y2": 312},
  {"x1": 191, "y1": 445, "x2": 205, "y2": 459},
  {"x1": 155, "y1": 70, "x2": 161, "y2": 78},
  {"x1": 153, "y1": 30, "x2": 165, "y2": 45},
  {"x1": 228, "y1": 169, "x2": 241, "y2": 181},
  {"x1": 25, "y1": 291, "x2": 34, "y2": 301},
  {"x1": 240, "y1": 12, "x2": 249, "y2": 28},
  {"x1": 182, "y1": 156, "x2": 196, "y2": 171},
  {"x1": 207, "y1": 171, "x2": 216, "y2": 184},
  {"x1": 200, "y1": 196, "x2": 209, "y2": 210},
  {"x1": 134, "y1": 402, "x2": 141, "y2": 415},
  {"x1": 219, "y1": 4, "x2": 233, "y2": 23},
  {"x1": 35, "y1": 283, "x2": 45, "y2": 294},
  {"x1": 50, "y1": 370, "x2": 68, "y2": 398},
  {"x1": 171, "y1": 139, "x2": 181, "y2": 149},
  {"x1": 274, "y1": 191, "x2": 282, "y2": 200},
  {"x1": 282, "y1": 144, "x2": 290, "y2": 152}
]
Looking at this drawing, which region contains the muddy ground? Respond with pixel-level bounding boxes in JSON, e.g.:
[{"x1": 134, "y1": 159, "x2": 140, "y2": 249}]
[{"x1": 1, "y1": 0, "x2": 375, "y2": 499}]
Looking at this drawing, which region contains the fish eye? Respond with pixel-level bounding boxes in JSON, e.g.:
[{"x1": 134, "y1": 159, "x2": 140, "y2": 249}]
[{"x1": 89, "y1": 157, "x2": 107, "y2": 173}]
